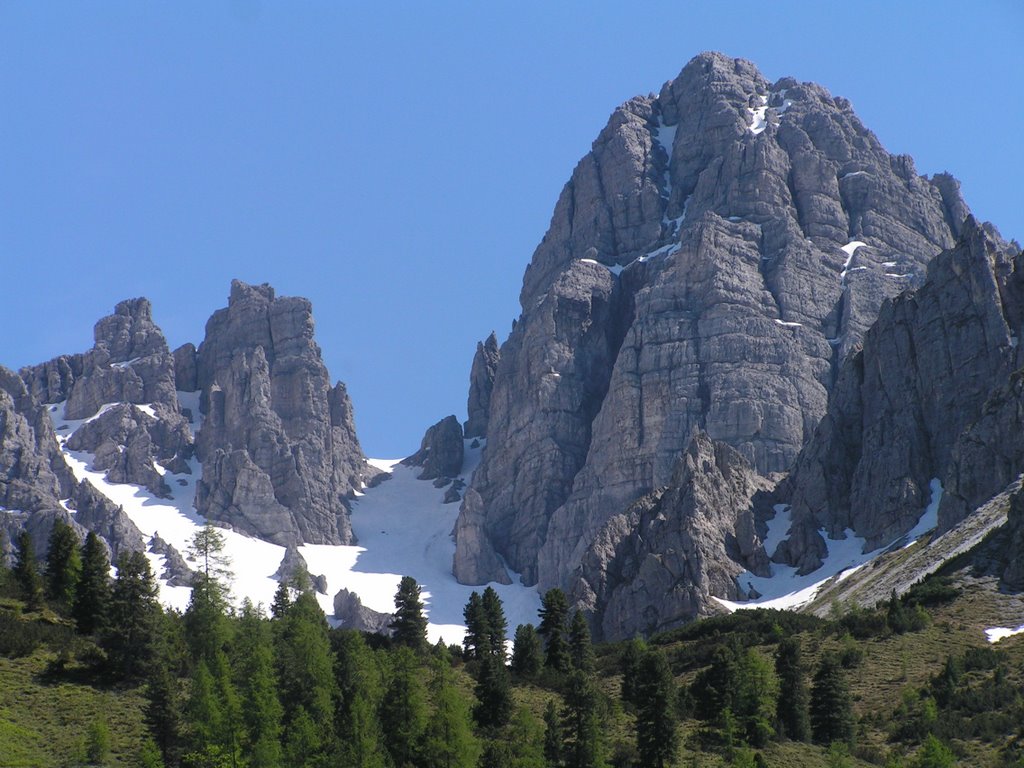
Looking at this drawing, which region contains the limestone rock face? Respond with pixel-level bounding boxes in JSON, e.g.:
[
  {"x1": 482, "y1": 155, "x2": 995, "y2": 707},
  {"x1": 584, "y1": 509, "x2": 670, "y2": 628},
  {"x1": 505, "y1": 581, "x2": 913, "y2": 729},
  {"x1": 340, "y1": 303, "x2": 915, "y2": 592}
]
[
  {"x1": 403, "y1": 415, "x2": 464, "y2": 481},
  {"x1": 333, "y1": 588, "x2": 393, "y2": 635},
  {"x1": 0, "y1": 365, "x2": 144, "y2": 560},
  {"x1": 780, "y1": 221, "x2": 1021, "y2": 571},
  {"x1": 459, "y1": 52, "x2": 968, "y2": 591},
  {"x1": 575, "y1": 431, "x2": 774, "y2": 640},
  {"x1": 465, "y1": 333, "x2": 500, "y2": 438},
  {"x1": 452, "y1": 488, "x2": 511, "y2": 585},
  {"x1": 194, "y1": 280, "x2": 369, "y2": 546}
]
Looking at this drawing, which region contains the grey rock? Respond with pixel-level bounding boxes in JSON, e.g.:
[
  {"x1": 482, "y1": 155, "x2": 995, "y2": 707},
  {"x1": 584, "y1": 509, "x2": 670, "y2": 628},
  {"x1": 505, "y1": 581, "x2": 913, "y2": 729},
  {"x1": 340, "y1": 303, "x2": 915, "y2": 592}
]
[
  {"x1": 443, "y1": 478, "x2": 465, "y2": 504},
  {"x1": 781, "y1": 220, "x2": 1021, "y2": 572},
  {"x1": 403, "y1": 415, "x2": 464, "y2": 480},
  {"x1": 274, "y1": 543, "x2": 309, "y2": 582},
  {"x1": 452, "y1": 488, "x2": 511, "y2": 585},
  {"x1": 149, "y1": 534, "x2": 194, "y2": 587},
  {"x1": 575, "y1": 431, "x2": 774, "y2": 640},
  {"x1": 173, "y1": 343, "x2": 199, "y2": 392},
  {"x1": 459, "y1": 52, "x2": 972, "y2": 592},
  {"x1": 194, "y1": 280, "x2": 371, "y2": 545},
  {"x1": 465, "y1": 333, "x2": 500, "y2": 438},
  {"x1": 333, "y1": 588, "x2": 393, "y2": 634}
]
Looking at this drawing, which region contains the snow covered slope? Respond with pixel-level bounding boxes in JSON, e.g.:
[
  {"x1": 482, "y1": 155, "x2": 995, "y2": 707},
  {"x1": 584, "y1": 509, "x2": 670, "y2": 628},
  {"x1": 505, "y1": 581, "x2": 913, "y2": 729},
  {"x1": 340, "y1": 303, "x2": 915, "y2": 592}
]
[{"x1": 48, "y1": 398, "x2": 540, "y2": 645}]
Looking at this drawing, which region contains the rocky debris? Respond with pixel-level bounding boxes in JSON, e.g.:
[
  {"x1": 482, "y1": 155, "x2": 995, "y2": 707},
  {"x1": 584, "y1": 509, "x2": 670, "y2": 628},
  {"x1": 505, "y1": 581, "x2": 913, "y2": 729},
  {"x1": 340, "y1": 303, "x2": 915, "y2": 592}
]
[
  {"x1": 465, "y1": 333, "x2": 500, "y2": 438},
  {"x1": 575, "y1": 431, "x2": 774, "y2": 640},
  {"x1": 194, "y1": 280, "x2": 370, "y2": 546},
  {"x1": 460, "y1": 52, "x2": 970, "y2": 592},
  {"x1": 333, "y1": 588, "x2": 393, "y2": 634},
  {"x1": 780, "y1": 221, "x2": 1021, "y2": 572},
  {"x1": 402, "y1": 415, "x2": 464, "y2": 481},
  {"x1": 149, "y1": 534, "x2": 194, "y2": 587},
  {"x1": 452, "y1": 489, "x2": 511, "y2": 585},
  {"x1": 443, "y1": 478, "x2": 465, "y2": 504}
]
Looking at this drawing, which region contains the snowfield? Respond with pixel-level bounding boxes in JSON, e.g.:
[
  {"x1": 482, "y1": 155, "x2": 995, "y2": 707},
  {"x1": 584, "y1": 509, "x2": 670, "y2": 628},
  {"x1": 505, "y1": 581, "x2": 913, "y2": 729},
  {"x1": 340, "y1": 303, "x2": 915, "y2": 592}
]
[{"x1": 48, "y1": 398, "x2": 540, "y2": 645}]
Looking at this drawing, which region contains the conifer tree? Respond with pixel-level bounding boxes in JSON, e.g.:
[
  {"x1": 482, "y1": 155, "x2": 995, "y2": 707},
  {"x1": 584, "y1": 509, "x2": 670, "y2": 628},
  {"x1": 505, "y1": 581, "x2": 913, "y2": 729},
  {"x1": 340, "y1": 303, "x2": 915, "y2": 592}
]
[
  {"x1": 691, "y1": 641, "x2": 739, "y2": 721},
  {"x1": 73, "y1": 531, "x2": 111, "y2": 635},
  {"x1": 482, "y1": 586, "x2": 508, "y2": 661},
  {"x1": 562, "y1": 670, "x2": 608, "y2": 768},
  {"x1": 380, "y1": 646, "x2": 428, "y2": 768},
  {"x1": 183, "y1": 658, "x2": 227, "y2": 767},
  {"x1": 506, "y1": 706, "x2": 547, "y2": 768},
  {"x1": 13, "y1": 529, "x2": 44, "y2": 610},
  {"x1": 184, "y1": 524, "x2": 234, "y2": 664},
  {"x1": 146, "y1": 619, "x2": 183, "y2": 768},
  {"x1": 538, "y1": 588, "x2": 570, "y2": 672},
  {"x1": 187, "y1": 522, "x2": 233, "y2": 586},
  {"x1": 234, "y1": 600, "x2": 283, "y2": 768},
  {"x1": 474, "y1": 643, "x2": 513, "y2": 730},
  {"x1": 543, "y1": 699, "x2": 565, "y2": 768},
  {"x1": 463, "y1": 591, "x2": 489, "y2": 660},
  {"x1": 44, "y1": 517, "x2": 81, "y2": 610},
  {"x1": 275, "y1": 589, "x2": 338, "y2": 762},
  {"x1": 810, "y1": 654, "x2": 854, "y2": 746},
  {"x1": 332, "y1": 629, "x2": 387, "y2": 768},
  {"x1": 635, "y1": 648, "x2": 677, "y2": 768},
  {"x1": 511, "y1": 623, "x2": 542, "y2": 679},
  {"x1": 568, "y1": 610, "x2": 595, "y2": 673},
  {"x1": 270, "y1": 580, "x2": 291, "y2": 620},
  {"x1": 422, "y1": 655, "x2": 479, "y2": 768},
  {"x1": 619, "y1": 637, "x2": 647, "y2": 710},
  {"x1": 104, "y1": 550, "x2": 160, "y2": 680},
  {"x1": 733, "y1": 648, "x2": 779, "y2": 747},
  {"x1": 391, "y1": 575, "x2": 428, "y2": 651},
  {"x1": 775, "y1": 637, "x2": 811, "y2": 742}
]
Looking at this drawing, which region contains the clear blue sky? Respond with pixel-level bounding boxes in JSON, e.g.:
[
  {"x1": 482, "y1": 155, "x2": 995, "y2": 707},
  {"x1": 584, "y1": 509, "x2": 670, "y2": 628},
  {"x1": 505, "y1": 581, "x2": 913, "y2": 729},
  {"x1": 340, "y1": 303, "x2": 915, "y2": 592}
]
[{"x1": 2, "y1": 2, "x2": 1021, "y2": 457}]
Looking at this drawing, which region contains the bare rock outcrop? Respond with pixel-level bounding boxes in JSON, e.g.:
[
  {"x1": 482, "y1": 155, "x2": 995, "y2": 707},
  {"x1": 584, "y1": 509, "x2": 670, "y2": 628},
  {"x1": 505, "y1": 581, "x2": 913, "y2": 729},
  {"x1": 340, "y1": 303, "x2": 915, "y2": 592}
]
[
  {"x1": 458, "y1": 52, "x2": 969, "y2": 591},
  {"x1": 452, "y1": 488, "x2": 511, "y2": 585},
  {"x1": 194, "y1": 280, "x2": 370, "y2": 546},
  {"x1": 402, "y1": 415, "x2": 464, "y2": 481},
  {"x1": 780, "y1": 220, "x2": 1021, "y2": 572},
  {"x1": 464, "y1": 333, "x2": 500, "y2": 438},
  {"x1": 333, "y1": 588, "x2": 393, "y2": 634},
  {"x1": 575, "y1": 431, "x2": 774, "y2": 640}
]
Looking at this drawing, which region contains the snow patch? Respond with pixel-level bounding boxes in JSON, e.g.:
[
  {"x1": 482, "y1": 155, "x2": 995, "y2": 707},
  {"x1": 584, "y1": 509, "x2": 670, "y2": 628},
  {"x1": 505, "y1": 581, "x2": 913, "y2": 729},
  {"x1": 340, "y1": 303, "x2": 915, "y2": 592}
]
[
  {"x1": 840, "y1": 171, "x2": 869, "y2": 180},
  {"x1": 774, "y1": 319, "x2": 803, "y2": 328},
  {"x1": 715, "y1": 480, "x2": 941, "y2": 612},
  {"x1": 840, "y1": 241, "x2": 868, "y2": 284},
  {"x1": 748, "y1": 95, "x2": 768, "y2": 135},
  {"x1": 985, "y1": 625, "x2": 1024, "y2": 643}
]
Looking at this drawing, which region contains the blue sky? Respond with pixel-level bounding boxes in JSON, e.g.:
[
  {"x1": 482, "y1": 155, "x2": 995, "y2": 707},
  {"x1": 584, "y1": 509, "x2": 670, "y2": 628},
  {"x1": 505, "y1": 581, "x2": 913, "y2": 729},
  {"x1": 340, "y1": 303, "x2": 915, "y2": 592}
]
[{"x1": 2, "y1": 2, "x2": 1021, "y2": 457}]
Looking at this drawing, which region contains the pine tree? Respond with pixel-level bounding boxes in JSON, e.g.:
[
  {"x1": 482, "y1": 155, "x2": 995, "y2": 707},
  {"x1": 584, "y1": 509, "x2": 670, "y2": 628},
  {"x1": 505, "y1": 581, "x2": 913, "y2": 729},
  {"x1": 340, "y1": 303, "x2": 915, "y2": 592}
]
[
  {"x1": 691, "y1": 641, "x2": 739, "y2": 721},
  {"x1": 275, "y1": 589, "x2": 338, "y2": 762},
  {"x1": 332, "y1": 629, "x2": 387, "y2": 768},
  {"x1": 543, "y1": 699, "x2": 565, "y2": 768},
  {"x1": 775, "y1": 637, "x2": 811, "y2": 742},
  {"x1": 511, "y1": 623, "x2": 542, "y2": 679},
  {"x1": 422, "y1": 655, "x2": 479, "y2": 768},
  {"x1": 474, "y1": 645, "x2": 513, "y2": 730},
  {"x1": 146, "y1": 619, "x2": 183, "y2": 768},
  {"x1": 482, "y1": 586, "x2": 508, "y2": 661},
  {"x1": 234, "y1": 601, "x2": 283, "y2": 768},
  {"x1": 104, "y1": 550, "x2": 160, "y2": 680},
  {"x1": 463, "y1": 591, "x2": 489, "y2": 660},
  {"x1": 44, "y1": 517, "x2": 81, "y2": 610},
  {"x1": 538, "y1": 588, "x2": 570, "y2": 672},
  {"x1": 619, "y1": 637, "x2": 647, "y2": 711},
  {"x1": 380, "y1": 646, "x2": 428, "y2": 768},
  {"x1": 270, "y1": 580, "x2": 291, "y2": 620},
  {"x1": 562, "y1": 670, "x2": 608, "y2": 768},
  {"x1": 568, "y1": 611, "x2": 595, "y2": 673},
  {"x1": 635, "y1": 648, "x2": 677, "y2": 768},
  {"x1": 13, "y1": 530, "x2": 44, "y2": 610},
  {"x1": 391, "y1": 575, "x2": 428, "y2": 651},
  {"x1": 73, "y1": 531, "x2": 111, "y2": 635},
  {"x1": 733, "y1": 648, "x2": 779, "y2": 747},
  {"x1": 810, "y1": 654, "x2": 854, "y2": 746}
]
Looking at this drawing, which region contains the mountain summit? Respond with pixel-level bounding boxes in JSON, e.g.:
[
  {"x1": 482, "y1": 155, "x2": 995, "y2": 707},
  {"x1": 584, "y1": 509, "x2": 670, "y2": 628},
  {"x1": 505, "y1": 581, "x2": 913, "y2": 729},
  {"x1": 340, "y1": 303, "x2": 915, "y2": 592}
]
[{"x1": 451, "y1": 52, "x2": 1017, "y2": 637}]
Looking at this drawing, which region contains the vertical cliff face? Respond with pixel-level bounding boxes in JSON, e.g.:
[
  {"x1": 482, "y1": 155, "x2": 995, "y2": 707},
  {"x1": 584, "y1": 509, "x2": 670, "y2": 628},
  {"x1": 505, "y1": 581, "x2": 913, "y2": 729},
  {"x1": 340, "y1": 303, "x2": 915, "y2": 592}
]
[
  {"x1": 779, "y1": 221, "x2": 1021, "y2": 572},
  {"x1": 456, "y1": 51, "x2": 968, "y2": 591},
  {"x1": 194, "y1": 280, "x2": 370, "y2": 546}
]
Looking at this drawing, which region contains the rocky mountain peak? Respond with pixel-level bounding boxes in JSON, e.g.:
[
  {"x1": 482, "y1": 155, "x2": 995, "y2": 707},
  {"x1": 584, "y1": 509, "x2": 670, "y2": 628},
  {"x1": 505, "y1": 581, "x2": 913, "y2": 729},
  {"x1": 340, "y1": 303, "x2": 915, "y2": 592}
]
[{"x1": 457, "y1": 51, "x2": 973, "y2": 596}]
